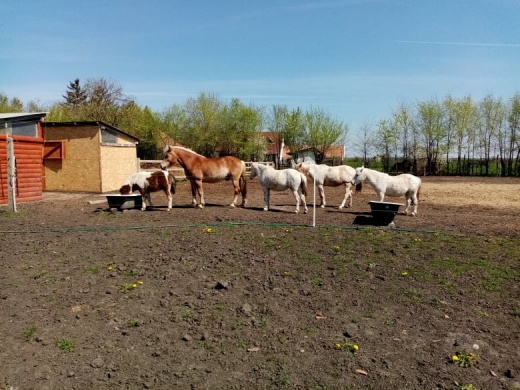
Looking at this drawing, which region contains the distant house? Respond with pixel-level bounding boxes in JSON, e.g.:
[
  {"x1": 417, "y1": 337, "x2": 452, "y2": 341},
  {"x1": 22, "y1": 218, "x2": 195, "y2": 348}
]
[
  {"x1": 0, "y1": 112, "x2": 48, "y2": 205},
  {"x1": 260, "y1": 132, "x2": 344, "y2": 165},
  {"x1": 294, "y1": 145, "x2": 345, "y2": 164},
  {"x1": 43, "y1": 121, "x2": 139, "y2": 192},
  {"x1": 260, "y1": 132, "x2": 290, "y2": 164}
]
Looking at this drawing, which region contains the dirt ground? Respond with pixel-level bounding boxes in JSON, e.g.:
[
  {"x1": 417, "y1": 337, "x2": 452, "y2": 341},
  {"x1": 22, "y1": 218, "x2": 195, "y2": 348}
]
[{"x1": 1, "y1": 176, "x2": 519, "y2": 390}]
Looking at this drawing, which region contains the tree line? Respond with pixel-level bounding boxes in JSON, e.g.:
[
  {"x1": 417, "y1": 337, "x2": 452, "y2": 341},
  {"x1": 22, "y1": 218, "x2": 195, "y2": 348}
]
[
  {"x1": 357, "y1": 95, "x2": 520, "y2": 176},
  {"x1": 0, "y1": 78, "x2": 347, "y2": 164},
  {"x1": 2, "y1": 79, "x2": 519, "y2": 176}
]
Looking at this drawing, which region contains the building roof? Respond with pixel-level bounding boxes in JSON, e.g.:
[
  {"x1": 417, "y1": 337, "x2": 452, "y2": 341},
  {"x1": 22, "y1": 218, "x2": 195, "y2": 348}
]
[
  {"x1": 0, "y1": 112, "x2": 48, "y2": 124},
  {"x1": 44, "y1": 121, "x2": 140, "y2": 143},
  {"x1": 260, "y1": 132, "x2": 291, "y2": 159}
]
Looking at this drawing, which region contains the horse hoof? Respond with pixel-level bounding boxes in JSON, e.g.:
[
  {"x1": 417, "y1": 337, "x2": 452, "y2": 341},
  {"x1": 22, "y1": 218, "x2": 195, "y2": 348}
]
[
  {"x1": 229, "y1": 204, "x2": 236, "y2": 208},
  {"x1": 320, "y1": 205, "x2": 325, "y2": 208},
  {"x1": 304, "y1": 210, "x2": 308, "y2": 214},
  {"x1": 263, "y1": 207, "x2": 268, "y2": 211}
]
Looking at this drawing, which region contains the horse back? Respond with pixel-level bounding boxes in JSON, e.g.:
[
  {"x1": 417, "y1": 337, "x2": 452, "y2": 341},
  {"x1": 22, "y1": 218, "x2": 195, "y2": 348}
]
[{"x1": 199, "y1": 156, "x2": 245, "y2": 182}]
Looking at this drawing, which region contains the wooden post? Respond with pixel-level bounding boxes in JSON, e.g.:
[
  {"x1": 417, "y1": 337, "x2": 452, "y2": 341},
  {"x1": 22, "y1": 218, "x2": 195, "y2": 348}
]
[{"x1": 6, "y1": 136, "x2": 17, "y2": 212}]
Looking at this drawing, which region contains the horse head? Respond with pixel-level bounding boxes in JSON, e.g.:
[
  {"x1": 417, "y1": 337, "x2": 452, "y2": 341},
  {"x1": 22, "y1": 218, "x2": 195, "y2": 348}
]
[
  {"x1": 352, "y1": 166, "x2": 365, "y2": 186},
  {"x1": 161, "y1": 146, "x2": 178, "y2": 170},
  {"x1": 249, "y1": 163, "x2": 258, "y2": 180},
  {"x1": 295, "y1": 162, "x2": 306, "y2": 174},
  {"x1": 119, "y1": 184, "x2": 132, "y2": 195}
]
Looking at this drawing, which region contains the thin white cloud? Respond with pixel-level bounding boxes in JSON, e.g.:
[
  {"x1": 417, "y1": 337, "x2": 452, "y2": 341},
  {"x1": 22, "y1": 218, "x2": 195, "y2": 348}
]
[{"x1": 396, "y1": 40, "x2": 520, "y2": 48}]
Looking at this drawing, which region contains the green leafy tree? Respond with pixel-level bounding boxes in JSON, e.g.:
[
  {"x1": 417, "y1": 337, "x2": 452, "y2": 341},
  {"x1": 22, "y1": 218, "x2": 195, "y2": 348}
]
[
  {"x1": 0, "y1": 93, "x2": 24, "y2": 113},
  {"x1": 478, "y1": 94, "x2": 504, "y2": 175},
  {"x1": 416, "y1": 99, "x2": 445, "y2": 175},
  {"x1": 219, "y1": 98, "x2": 262, "y2": 158},
  {"x1": 305, "y1": 106, "x2": 348, "y2": 164},
  {"x1": 284, "y1": 108, "x2": 307, "y2": 163}
]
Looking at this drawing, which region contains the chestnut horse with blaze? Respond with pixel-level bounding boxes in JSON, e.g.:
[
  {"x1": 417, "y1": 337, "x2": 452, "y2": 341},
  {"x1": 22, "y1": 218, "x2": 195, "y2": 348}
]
[
  {"x1": 119, "y1": 170, "x2": 176, "y2": 211},
  {"x1": 160, "y1": 146, "x2": 247, "y2": 208}
]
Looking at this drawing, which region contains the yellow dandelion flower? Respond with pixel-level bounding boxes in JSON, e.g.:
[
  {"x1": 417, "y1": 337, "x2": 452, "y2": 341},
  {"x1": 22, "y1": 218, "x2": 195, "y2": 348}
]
[
  {"x1": 132, "y1": 283, "x2": 137, "y2": 288},
  {"x1": 353, "y1": 344, "x2": 359, "y2": 350},
  {"x1": 451, "y1": 355, "x2": 459, "y2": 361},
  {"x1": 401, "y1": 271, "x2": 408, "y2": 276},
  {"x1": 335, "y1": 343, "x2": 342, "y2": 349},
  {"x1": 107, "y1": 265, "x2": 113, "y2": 271},
  {"x1": 137, "y1": 280, "x2": 144, "y2": 285}
]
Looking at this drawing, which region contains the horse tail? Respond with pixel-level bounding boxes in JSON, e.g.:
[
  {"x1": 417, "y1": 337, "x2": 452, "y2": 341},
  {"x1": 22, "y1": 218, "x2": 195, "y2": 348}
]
[
  {"x1": 299, "y1": 172, "x2": 308, "y2": 197},
  {"x1": 169, "y1": 173, "x2": 176, "y2": 195},
  {"x1": 239, "y1": 162, "x2": 247, "y2": 198},
  {"x1": 416, "y1": 184, "x2": 421, "y2": 200}
]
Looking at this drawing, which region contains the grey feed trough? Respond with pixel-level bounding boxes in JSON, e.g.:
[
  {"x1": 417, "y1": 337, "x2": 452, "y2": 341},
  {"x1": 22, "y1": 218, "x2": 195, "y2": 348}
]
[
  {"x1": 105, "y1": 194, "x2": 142, "y2": 210},
  {"x1": 368, "y1": 201, "x2": 404, "y2": 225}
]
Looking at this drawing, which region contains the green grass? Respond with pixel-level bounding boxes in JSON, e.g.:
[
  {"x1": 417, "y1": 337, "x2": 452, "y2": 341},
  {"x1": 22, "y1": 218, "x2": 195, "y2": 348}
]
[
  {"x1": 23, "y1": 325, "x2": 37, "y2": 341},
  {"x1": 84, "y1": 265, "x2": 101, "y2": 274},
  {"x1": 56, "y1": 338, "x2": 75, "y2": 352}
]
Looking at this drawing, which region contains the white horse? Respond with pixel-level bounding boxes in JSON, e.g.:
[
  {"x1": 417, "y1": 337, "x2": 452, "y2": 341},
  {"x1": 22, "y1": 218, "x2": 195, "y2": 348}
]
[
  {"x1": 351, "y1": 166, "x2": 421, "y2": 216},
  {"x1": 249, "y1": 162, "x2": 308, "y2": 214},
  {"x1": 295, "y1": 161, "x2": 360, "y2": 209}
]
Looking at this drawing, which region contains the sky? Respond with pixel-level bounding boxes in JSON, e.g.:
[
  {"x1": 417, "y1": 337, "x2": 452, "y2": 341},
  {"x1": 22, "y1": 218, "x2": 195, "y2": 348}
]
[{"x1": 2, "y1": 0, "x2": 520, "y2": 141}]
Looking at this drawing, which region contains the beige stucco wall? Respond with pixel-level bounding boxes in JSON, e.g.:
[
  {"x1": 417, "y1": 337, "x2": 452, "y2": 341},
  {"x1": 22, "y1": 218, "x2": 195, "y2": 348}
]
[
  {"x1": 44, "y1": 125, "x2": 138, "y2": 193},
  {"x1": 44, "y1": 126, "x2": 102, "y2": 192},
  {"x1": 100, "y1": 145, "x2": 138, "y2": 192}
]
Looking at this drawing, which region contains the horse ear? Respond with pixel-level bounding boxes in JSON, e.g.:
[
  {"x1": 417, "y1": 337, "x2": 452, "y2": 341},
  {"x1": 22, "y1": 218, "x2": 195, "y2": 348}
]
[{"x1": 163, "y1": 145, "x2": 171, "y2": 153}]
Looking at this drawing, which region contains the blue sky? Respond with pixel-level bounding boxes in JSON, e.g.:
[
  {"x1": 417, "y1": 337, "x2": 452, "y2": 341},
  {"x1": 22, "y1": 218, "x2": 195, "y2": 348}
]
[{"x1": 2, "y1": 0, "x2": 520, "y2": 141}]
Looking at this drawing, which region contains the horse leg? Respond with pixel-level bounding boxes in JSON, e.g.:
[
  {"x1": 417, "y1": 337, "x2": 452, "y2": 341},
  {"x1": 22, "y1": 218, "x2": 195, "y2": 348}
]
[
  {"x1": 189, "y1": 180, "x2": 198, "y2": 207},
  {"x1": 300, "y1": 189, "x2": 308, "y2": 214},
  {"x1": 339, "y1": 183, "x2": 352, "y2": 209},
  {"x1": 410, "y1": 192, "x2": 418, "y2": 216},
  {"x1": 239, "y1": 173, "x2": 247, "y2": 207},
  {"x1": 263, "y1": 188, "x2": 270, "y2": 211},
  {"x1": 230, "y1": 178, "x2": 240, "y2": 208},
  {"x1": 292, "y1": 189, "x2": 301, "y2": 213},
  {"x1": 164, "y1": 188, "x2": 172, "y2": 211},
  {"x1": 318, "y1": 184, "x2": 326, "y2": 208},
  {"x1": 139, "y1": 190, "x2": 147, "y2": 211},
  {"x1": 147, "y1": 192, "x2": 154, "y2": 208},
  {"x1": 195, "y1": 180, "x2": 205, "y2": 208}
]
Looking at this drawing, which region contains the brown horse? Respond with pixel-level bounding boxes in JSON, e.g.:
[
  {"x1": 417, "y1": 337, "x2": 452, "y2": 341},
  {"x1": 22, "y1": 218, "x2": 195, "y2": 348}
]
[{"x1": 160, "y1": 146, "x2": 247, "y2": 208}]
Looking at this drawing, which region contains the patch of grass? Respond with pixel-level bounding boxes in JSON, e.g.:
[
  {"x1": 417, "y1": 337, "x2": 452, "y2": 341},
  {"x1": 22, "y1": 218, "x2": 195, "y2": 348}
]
[
  {"x1": 121, "y1": 282, "x2": 137, "y2": 291},
  {"x1": 84, "y1": 265, "x2": 100, "y2": 274},
  {"x1": 127, "y1": 319, "x2": 139, "y2": 327},
  {"x1": 181, "y1": 310, "x2": 193, "y2": 321},
  {"x1": 56, "y1": 338, "x2": 75, "y2": 352},
  {"x1": 512, "y1": 307, "x2": 520, "y2": 318},
  {"x1": 311, "y1": 277, "x2": 323, "y2": 287},
  {"x1": 33, "y1": 269, "x2": 48, "y2": 279},
  {"x1": 454, "y1": 382, "x2": 478, "y2": 390},
  {"x1": 0, "y1": 210, "x2": 25, "y2": 218},
  {"x1": 198, "y1": 339, "x2": 214, "y2": 350},
  {"x1": 450, "y1": 350, "x2": 477, "y2": 367},
  {"x1": 125, "y1": 269, "x2": 139, "y2": 277},
  {"x1": 23, "y1": 325, "x2": 37, "y2": 341},
  {"x1": 403, "y1": 289, "x2": 424, "y2": 304},
  {"x1": 266, "y1": 355, "x2": 289, "y2": 387}
]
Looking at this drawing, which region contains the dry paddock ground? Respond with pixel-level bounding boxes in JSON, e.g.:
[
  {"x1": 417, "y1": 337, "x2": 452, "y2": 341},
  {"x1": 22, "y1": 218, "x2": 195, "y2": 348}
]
[{"x1": 0, "y1": 175, "x2": 519, "y2": 390}]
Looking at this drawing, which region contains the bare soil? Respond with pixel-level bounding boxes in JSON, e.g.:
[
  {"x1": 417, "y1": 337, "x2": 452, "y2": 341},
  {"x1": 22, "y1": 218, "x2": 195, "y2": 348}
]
[{"x1": 1, "y1": 176, "x2": 519, "y2": 390}]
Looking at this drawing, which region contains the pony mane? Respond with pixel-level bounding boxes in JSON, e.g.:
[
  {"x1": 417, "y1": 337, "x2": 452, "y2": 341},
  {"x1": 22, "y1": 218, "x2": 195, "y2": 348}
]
[{"x1": 165, "y1": 145, "x2": 205, "y2": 158}]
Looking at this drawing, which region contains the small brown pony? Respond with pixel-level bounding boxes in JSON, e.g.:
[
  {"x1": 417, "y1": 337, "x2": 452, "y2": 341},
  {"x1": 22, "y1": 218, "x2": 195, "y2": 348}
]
[
  {"x1": 119, "y1": 170, "x2": 176, "y2": 211},
  {"x1": 160, "y1": 146, "x2": 247, "y2": 208}
]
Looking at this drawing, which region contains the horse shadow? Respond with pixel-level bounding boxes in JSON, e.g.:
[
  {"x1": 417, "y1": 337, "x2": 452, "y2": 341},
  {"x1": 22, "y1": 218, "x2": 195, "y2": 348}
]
[{"x1": 321, "y1": 208, "x2": 394, "y2": 226}]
